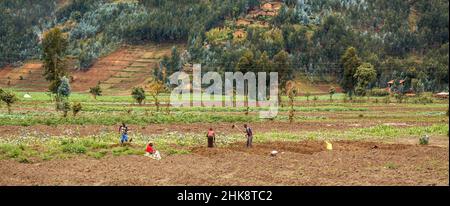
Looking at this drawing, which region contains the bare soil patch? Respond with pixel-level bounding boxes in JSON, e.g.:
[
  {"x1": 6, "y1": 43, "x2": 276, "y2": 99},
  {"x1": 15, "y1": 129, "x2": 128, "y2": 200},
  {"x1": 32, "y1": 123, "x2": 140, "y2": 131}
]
[{"x1": 0, "y1": 140, "x2": 447, "y2": 186}]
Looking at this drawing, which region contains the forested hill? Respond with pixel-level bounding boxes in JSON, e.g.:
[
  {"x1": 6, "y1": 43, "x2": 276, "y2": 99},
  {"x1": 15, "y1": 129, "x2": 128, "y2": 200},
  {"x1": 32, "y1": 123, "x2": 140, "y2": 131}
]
[{"x1": 0, "y1": 0, "x2": 448, "y2": 91}]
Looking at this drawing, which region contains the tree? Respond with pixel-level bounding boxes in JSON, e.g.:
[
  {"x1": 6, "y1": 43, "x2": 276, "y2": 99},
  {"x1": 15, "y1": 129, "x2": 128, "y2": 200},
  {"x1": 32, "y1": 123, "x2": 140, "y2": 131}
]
[
  {"x1": 0, "y1": 89, "x2": 18, "y2": 114},
  {"x1": 72, "y1": 102, "x2": 82, "y2": 117},
  {"x1": 354, "y1": 63, "x2": 377, "y2": 96},
  {"x1": 168, "y1": 46, "x2": 181, "y2": 74},
  {"x1": 411, "y1": 78, "x2": 425, "y2": 95},
  {"x1": 256, "y1": 51, "x2": 273, "y2": 73},
  {"x1": 287, "y1": 81, "x2": 299, "y2": 124},
  {"x1": 89, "y1": 82, "x2": 102, "y2": 100},
  {"x1": 57, "y1": 76, "x2": 71, "y2": 98},
  {"x1": 313, "y1": 15, "x2": 353, "y2": 63},
  {"x1": 329, "y1": 87, "x2": 336, "y2": 102},
  {"x1": 284, "y1": 0, "x2": 297, "y2": 8},
  {"x1": 55, "y1": 76, "x2": 71, "y2": 116},
  {"x1": 60, "y1": 100, "x2": 71, "y2": 117},
  {"x1": 147, "y1": 80, "x2": 165, "y2": 111},
  {"x1": 341, "y1": 47, "x2": 361, "y2": 99},
  {"x1": 273, "y1": 50, "x2": 292, "y2": 106},
  {"x1": 273, "y1": 50, "x2": 292, "y2": 91},
  {"x1": 132, "y1": 87, "x2": 146, "y2": 105},
  {"x1": 42, "y1": 28, "x2": 68, "y2": 93},
  {"x1": 236, "y1": 49, "x2": 255, "y2": 74}
]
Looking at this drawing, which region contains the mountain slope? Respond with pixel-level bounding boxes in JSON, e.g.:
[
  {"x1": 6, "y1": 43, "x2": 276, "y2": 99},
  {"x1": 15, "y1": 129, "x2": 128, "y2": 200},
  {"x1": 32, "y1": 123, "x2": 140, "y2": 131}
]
[{"x1": 0, "y1": 43, "x2": 181, "y2": 93}]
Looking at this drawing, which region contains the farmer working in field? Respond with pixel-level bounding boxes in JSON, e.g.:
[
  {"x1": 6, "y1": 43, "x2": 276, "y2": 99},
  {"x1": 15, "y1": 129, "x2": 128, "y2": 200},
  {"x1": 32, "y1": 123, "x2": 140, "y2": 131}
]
[
  {"x1": 119, "y1": 123, "x2": 130, "y2": 145},
  {"x1": 145, "y1": 142, "x2": 161, "y2": 160},
  {"x1": 206, "y1": 128, "x2": 216, "y2": 148},
  {"x1": 244, "y1": 124, "x2": 253, "y2": 148}
]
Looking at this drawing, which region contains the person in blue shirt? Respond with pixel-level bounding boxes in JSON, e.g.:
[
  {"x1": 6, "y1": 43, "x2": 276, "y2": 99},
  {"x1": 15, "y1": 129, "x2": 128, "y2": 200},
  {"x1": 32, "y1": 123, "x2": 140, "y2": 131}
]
[{"x1": 119, "y1": 123, "x2": 129, "y2": 145}]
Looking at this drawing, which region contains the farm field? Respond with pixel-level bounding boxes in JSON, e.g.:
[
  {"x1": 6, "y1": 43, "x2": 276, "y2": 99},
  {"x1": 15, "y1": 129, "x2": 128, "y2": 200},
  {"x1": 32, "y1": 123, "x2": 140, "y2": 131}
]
[
  {"x1": 0, "y1": 92, "x2": 448, "y2": 186},
  {"x1": 0, "y1": 0, "x2": 448, "y2": 197}
]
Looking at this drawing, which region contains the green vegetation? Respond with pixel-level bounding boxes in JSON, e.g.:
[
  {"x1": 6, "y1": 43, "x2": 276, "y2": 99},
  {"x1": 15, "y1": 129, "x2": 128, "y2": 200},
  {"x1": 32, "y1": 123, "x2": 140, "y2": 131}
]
[
  {"x1": 341, "y1": 47, "x2": 361, "y2": 98},
  {"x1": 1, "y1": 0, "x2": 448, "y2": 92},
  {"x1": 0, "y1": 89, "x2": 18, "y2": 114},
  {"x1": 419, "y1": 135, "x2": 430, "y2": 145},
  {"x1": 42, "y1": 27, "x2": 68, "y2": 93},
  {"x1": 89, "y1": 83, "x2": 102, "y2": 100},
  {"x1": 72, "y1": 102, "x2": 82, "y2": 117},
  {"x1": 0, "y1": 0, "x2": 448, "y2": 169},
  {"x1": 354, "y1": 63, "x2": 377, "y2": 96},
  {"x1": 369, "y1": 88, "x2": 390, "y2": 97},
  {"x1": 385, "y1": 162, "x2": 399, "y2": 170},
  {"x1": 131, "y1": 87, "x2": 146, "y2": 105},
  {"x1": 0, "y1": 0, "x2": 56, "y2": 67}
]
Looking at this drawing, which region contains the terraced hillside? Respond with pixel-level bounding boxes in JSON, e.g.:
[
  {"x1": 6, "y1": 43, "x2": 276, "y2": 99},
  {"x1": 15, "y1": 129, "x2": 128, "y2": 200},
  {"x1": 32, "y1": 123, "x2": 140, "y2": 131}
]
[
  {"x1": 0, "y1": 43, "x2": 180, "y2": 94},
  {"x1": 0, "y1": 61, "x2": 46, "y2": 92},
  {"x1": 91, "y1": 44, "x2": 175, "y2": 95}
]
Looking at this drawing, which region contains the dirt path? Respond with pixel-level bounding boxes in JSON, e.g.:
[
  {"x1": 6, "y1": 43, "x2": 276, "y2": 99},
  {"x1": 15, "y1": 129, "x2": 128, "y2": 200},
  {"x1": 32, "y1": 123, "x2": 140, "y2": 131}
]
[{"x1": 0, "y1": 141, "x2": 448, "y2": 186}]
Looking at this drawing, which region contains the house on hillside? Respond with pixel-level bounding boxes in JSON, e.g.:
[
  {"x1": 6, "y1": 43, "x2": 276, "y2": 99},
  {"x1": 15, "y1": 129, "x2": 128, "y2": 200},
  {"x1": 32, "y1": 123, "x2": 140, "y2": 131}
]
[
  {"x1": 248, "y1": 9, "x2": 265, "y2": 18},
  {"x1": 387, "y1": 79, "x2": 409, "y2": 93},
  {"x1": 266, "y1": 11, "x2": 277, "y2": 16},
  {"x1": 233, "y1": 29, "x2": 246, "y2": 39},
  {"x1": 386, "y1": 80, "x2": 395, "y2": 92},
  {"x1": 262, "y1": 1, "x2": 283, "y2": 11},
  {"x1": 236, "y1": 18, "x2": 252, "y2": 27},
  {"x1": 434, "y1": 92, "x2": 449, "y2": 99},
  {"x1": 261, "y1": 3, "x2": 274, "y2": 12},
  {"x1": 272, "y1": 2, "x2": 283, "y2": 10}
]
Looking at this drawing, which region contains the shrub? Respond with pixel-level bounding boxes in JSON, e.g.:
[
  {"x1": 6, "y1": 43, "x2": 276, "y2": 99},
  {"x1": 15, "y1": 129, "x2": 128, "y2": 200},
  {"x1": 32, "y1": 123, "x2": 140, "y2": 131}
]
[
  {"x1": 369, "y1": 88, "x2": 390, "y2": 97},
  {"x1": 0, "y1": 144, "x2": 22, "y2": 158},
  {"x1": 131, "y1": 87, "x2": 146, "y2": 105},
  {"x1": 18, "y1": 156, "x2": 30, "y2": 163},
  {"x1": 89, "y1": 83, "x2": 102, "y2": 99},
  {"x1": 57, "y1": 99, "x2": 71, "y2": 117},
  {"x1": 72, "y1": 102, "x2": 82, "y2": 116},
  {"x1": 88, "y1": 151, "x2": 107, "y2": 159},
  {"x1": 62, "y1": 143, "x2": 87, "y2": 154},
  {"x1": 57, "y1": 76, "x2": 71, "y2": 98},
  {"x1": 419, "y1": 135, "x2": 429, "y2": 145},
  {"x1": 385, "y1": 162, "x2": 398, "y2": 170},
  {"x1": 415, "y1": 96, "x2": 433, "y2": 104},
  {"x1": 0, "y1": 89, "x2": 19, "y2": 114}
]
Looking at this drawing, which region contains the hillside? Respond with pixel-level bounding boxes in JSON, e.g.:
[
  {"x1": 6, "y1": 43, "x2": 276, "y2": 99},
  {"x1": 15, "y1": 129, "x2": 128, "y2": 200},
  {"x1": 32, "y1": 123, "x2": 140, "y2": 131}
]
[
  {"x1": 0, "y1": 0, "x2": 448, "y2": 94},
  {"x1": 0, "y1": 43, "x2": 180, "y2": 94}
]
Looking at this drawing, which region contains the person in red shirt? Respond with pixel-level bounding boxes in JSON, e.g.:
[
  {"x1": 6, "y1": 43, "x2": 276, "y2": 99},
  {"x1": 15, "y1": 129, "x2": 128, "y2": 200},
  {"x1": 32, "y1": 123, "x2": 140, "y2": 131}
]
[
  {"x1": 146, "y1": 143, "x2": 154, "y2": 154},
  {"x1": 206, "y1": 128, "x2": 216, "y2": 148},
  {"x1": 144, "y1": 142, "x2": 161, "y2": 160}
]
